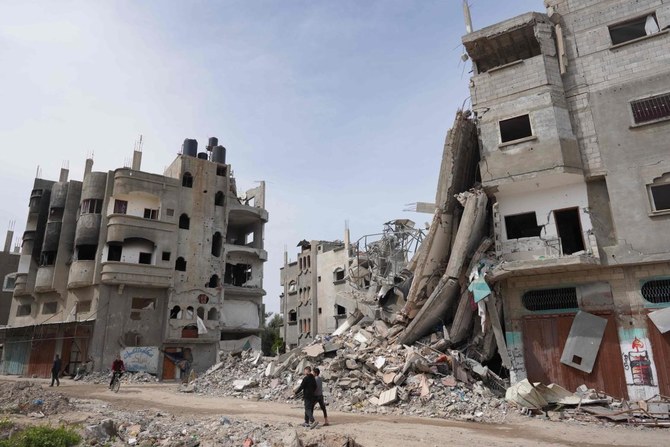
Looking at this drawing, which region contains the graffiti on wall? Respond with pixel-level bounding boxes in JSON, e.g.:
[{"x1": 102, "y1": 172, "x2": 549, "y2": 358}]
[
  {"x1": 622, "y1": 337, "x2": 654, "y2": 386},
  {"x1": 121, "y1": 346, "x2": 159, "y2": 374}
]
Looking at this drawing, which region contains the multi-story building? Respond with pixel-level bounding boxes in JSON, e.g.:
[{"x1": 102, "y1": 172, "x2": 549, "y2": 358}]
[
  {"x1": 2, "y1": 138, "x2": 268, "y2": 379},
  {"x1": 0, "y1": 229, "x2": 20, "y2": 326},
  {"x1": 462, "y1": 0, "x2": 670, "y2": 399}
]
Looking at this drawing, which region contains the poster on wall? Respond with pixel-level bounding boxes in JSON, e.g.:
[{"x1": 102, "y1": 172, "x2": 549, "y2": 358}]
[{"x1": 121, "y1": 346, "x2": 159, "y2": 374}]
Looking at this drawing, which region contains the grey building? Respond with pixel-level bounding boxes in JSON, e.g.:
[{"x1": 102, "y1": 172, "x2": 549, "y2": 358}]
[
  {"x1": 462, "y1": 0, "x2": 670, "y2": 400},
  {"x1": 2, "y1": 138, "x2": 268, "y2": 379},
  {"x1": 0, "y1": 229, "x2": 20, "y2": 326}
]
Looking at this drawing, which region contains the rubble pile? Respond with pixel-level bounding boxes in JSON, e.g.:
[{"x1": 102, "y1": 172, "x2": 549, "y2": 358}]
[
  {"x1": 187, "y1": 318, "x2": 508, "y2": 423},
  {"x1": 81, "y1": 371, "x2": 159, "y2": 384},
  {"x1": 0, "y1": 381, "x2": 72, "y2": 416}
]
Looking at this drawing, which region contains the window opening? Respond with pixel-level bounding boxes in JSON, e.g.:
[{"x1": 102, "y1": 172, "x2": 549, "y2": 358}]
[
  {"x1": 182, "y1": 172, "x2": 193, "y2": 188},
  {"x1": 76, "y1": 244, "x2": 97, "y2": 261},
  {"x1": 336, "y1": 305, "x2": 346, "y2": 316},
  {"x1": 650, "y1": 183, "x2": 670, "y2": 211},
  {"x1": 641, "y1": 279, "x2": 670, "y2": 304},
  {"x1": 198, "y1": 294, "x2": 209, "y2": 304},
  {"x1": 216, "y1": 165, "x2": 226, "y2": 176},
  {"x1": 42, "y1": 302, "x2": 58, "y2": 314},
  {"x1": 81, "y1": 199, "x2": 103, "y2": 214},
  {"x1": 318, "y1": 307, "x2": 322, "y2": 315},
  {"x1": 3, "y1": 274, "x2": 16, "y2": 291},
  {"x1": 49, "y1": 207, "x2": 64, "y2": 219},
  {"x1": 77, "y1": 300, "x2": 92, "y2": 314},
  {"x1": 288, "y1": 281, "x2": 296, "y2": 293},
  {"x1": 224, "y1": 263, "x2": 251, "y2": 286},
  {"x1": 207, "y1": 307, "x2": 218, "y2": 320},
  {"x1": 16, "y1": 304, "x2": 31, "y2": 316},
  {"x1": 138, "y1": 252, "x2": 152, "y2": 265},
  {"x1": 554, "y1": 208, "x2": 585, "y2": 255},
  {"x1": 245, "y1": 232, "x2": 254, "y2": 245},
  {"x1": 175, "y1": 257, "x2": 187, "y2": 271},
  {"x1": 215, "y1": 191, "x2": 224, "y2": 206},
  {"x1": 186, "y1": 306, "x2": 194, "y2": 319},
  {"x1": 522, "y1": 287, "x2": 578, "y2": 311},
  {"x1": 609, "y1": 14, "x2": 659, "y2": 45},
  {"x1": 107, "y1": 244, "x2": 122, "y2": 262},
  {"x1": 144, "y1": 208, "x2": 158, "y2": 220},
  {"x1": 114, "y1": 199, "x2": 128, "y2": 214},
  {"x1": 499, "y1": 115, "x2": 532, "y2": 143},
  {"x1": 504, "y1": 212, "x2": 542, "y2": 239},
  {"x1": 182, "y1": 324, "x2": 198, "y2": 338},
  {"x1": 39, "y1": 251, "x2": 57, "y2": 266},
  {"x1": 166, "y1": 208, "x2": 174, "y2": 217},
  {"x1": 179, "y1": 214, "x2": 190, "y2": 229},
  {"x1": 170, "y1": 305, "x2": 182, "y2": 319},
  {"x1": 631, "y1": 93, "x2": 670, "y2": 124},
  {"x1": 207, "y1": 274, "x2": 220, "y2": 288},
  {"x1": 212, "y1": 232, "x2": 222, "y2": 257},
  {"x1": 162, "y1": 251, "x2": 171, "y2": 261},
  {"x1": 288, "y1": 310, "x2": 297, "y2": 323},
  {"x1": 334, "y1": 268, "x2": 345, "y2": 282},
  {"x1": 197, "y1": 306, "x2": 205, "y2": 319}
]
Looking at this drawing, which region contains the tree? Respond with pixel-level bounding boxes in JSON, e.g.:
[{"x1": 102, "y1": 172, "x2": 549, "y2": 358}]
[{"x1": 261, "y1": 312, "x2": 284, "y2": 356}]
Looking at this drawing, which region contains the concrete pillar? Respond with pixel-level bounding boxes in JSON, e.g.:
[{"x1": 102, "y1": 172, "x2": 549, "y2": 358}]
[
  {"x1": 84, "y1": 158, "x2": 94, "y2": 176},
  {"x1": 3, "y1": 229, "x2": 13, "y2": 253},
  {"x1": 132, "y1": 150, "x2": 142, "y2": 171},
  {"x1": 59, "y1": 168, "x2": 69, "y2": 183}
]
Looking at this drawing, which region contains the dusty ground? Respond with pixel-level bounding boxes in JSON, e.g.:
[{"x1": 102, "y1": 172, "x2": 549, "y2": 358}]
[{"x1": 1, "y1": 376, "x2": 667, "y2": 447}]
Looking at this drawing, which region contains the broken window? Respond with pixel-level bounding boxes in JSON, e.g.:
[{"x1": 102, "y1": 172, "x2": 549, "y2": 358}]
[
  {"x1": 138, "y1": 252, "x2": 152, "y2": 265},
  {"x1": 182, "y1": 172, "x2": 193, "y2": 188},
  {"x1": 650, "y1": 183, "x2": 670, "y2": 212},
  {"x1": 39, "y1": 251, "x2": 57, "y2": 266},
  {"x1": 504, "y1": 212, "x2": 542, "y2": 239},
  {"x1": 179, "y1": 213, "x2": 190, "y2": 229},
  {"x1": 336, "y1": 305, "x2": 346, "y2": 316},
  {"x1": 641, "y1": 279, "x2": 670, "y2": 304},
  {"x1": 198, "y1": 294, "x2": 209, "y2": 304},
  {"x1": 197, "y1": 306, "x2": 205, "y2": 319},
  {"x1": 170, "y1": 305, "x2": 182, "y2": 319},
  {"x1": 207, "y1": 308, "x2": 219, "y2": 321},
  {"x1": 212, "y1": 232, "x2": 222, "y2": 257},
  {"x1": 609, "y1": 14, "x2": 659, "y2": 46},
  {"x1": 3, "y1": 274, "x2": 16, "y2": 291},
  {"x1": 42, "y1": 301, "x2": 58, "y2": 314},
  {"x1": 107, "y1": 244, "x2": 122, "y2": 262},
  {"x1": 499, "y1": 114, "x2": 532, "y2": 143},
  {"x1": 468, "y1": 24, "x2": 542, "y2": 73},
  {"x1": 224, "y1": 263, "x2": 251, "y2": 286},
  {"x1": 215, "y1": 191, "x2": 224, "y2": 206},
  {"x1": 16, "y1": 304, "x2": 32, "y2": 316},
  {"x1": 143, "y1": 208, "x2": 158, "y2": 220},
  {"x1": 113, "y1": 199, "x2": 128, "y2": 214},
  {"x1": 162, "y1": 251, "x2": 171, "y2": 261},
  {"x1": 132, "y1": 298, "x2": 155, "y2": 310},
  {"x1": 288, "y1": 310, "x2": 297, "y2": 323},
  {"x1": 333, "y1": 268, "x2": 345, "y2": 282},
  {"x1": 77, "y1": 300, "x2": 92, "y2": 313},
  {"x1": 175, "y1": 257, "x2": 187, "y2": 271},
  {"x1": 186, "y1": 306, "x2": 194, "y2": 319},
  {"x1": 522, "y1": 287, "x2": 578, "y2": 311},
  {"x1": 288, "y1": 281, "x2": 297, "y2": 293},
  {"x1": 216, "y1": 165, "x2": 226, "y2": 176},
  {"x1": 76, "y1": 245, "x2": 97, "y2": 261},
  {"x1": 631, "y1": 93, "x2": 670, "y2": 124},
  {"x1": 207, "y1": 274, "x2": 220, "y2": 288},
  {"x1": 81, "y1": 199, "x2": 103, "y2": 214},
  {"x1": 554, "y1": 208, "x2": 585, "y2": 255}
]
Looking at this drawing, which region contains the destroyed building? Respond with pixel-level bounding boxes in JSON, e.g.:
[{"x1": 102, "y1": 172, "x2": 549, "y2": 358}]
[
  {"x1": 0, "y1": 229, "x2": 20, "y2": 326},
  {"x1": 454, "y1": 0, "x2": 670, "y2": 400},
  {"x1": 1, "y1": 138, "x2": 268, "y2": 379}
]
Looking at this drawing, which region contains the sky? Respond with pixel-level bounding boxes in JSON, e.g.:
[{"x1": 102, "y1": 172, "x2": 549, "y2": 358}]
[{"x1": 0, "y1": 0, "x2": 543, "y2": 316}]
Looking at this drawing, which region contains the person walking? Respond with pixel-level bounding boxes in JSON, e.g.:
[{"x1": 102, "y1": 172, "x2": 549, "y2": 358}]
[
  {"x1": 312, "y1": 367, "x2": 329, "y2": 426},
  {"x1": 50, "y1": 355, "x2": 62, "y2": 387},
  {"x1": 294, "y1": 366, "x2": 318, "y2": 428}
]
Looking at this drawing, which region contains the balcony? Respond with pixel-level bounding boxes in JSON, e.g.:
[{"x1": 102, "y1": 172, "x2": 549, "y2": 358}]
[
  {"x1": 223, "y1": 284, "x2": 265, "y2": 298},
  {"x1": 68, "y1": 260, "x2": 95, "y2": 288},
  {"x1": 75, "y1": 214, "x2": 102, "y2": 246},
  {"x1": 13, "y1": 273, "x2": 29, "y2": 296},
  {"x1": 224, "y1": 243, "x2": 267, "y2": 261},
  {"x1": 228, "y1": 202, "x2": 268, "y2": 225},
  {"x1": 34, "y1": 266, "x2": 55, "y2": 293},
  {"x1": 107, "y1": 214, "x2": 175, "y2": 243},
  {"x1": 101, "y1": 262, "x2": 173, "y2": 288}
]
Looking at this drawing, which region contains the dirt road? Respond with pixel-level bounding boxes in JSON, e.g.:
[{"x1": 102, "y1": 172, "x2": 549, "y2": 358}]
[{"x1": 5, "y1": 377, "x2": 667, "y2": 446}]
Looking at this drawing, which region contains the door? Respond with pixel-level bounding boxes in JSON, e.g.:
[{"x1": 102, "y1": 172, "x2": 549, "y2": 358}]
[
  {"x1": 522, "y1": 313, "x2": 628, "y2": 398},
  {"x1": 27, "y1": 339, "x2": 57, "y2": 378},
  {"x1": 3, "y1": 339, "x2": 30, "y2": 375},
  {"x1": 61, "y1": 326, "x2": 91, "y2": 376},
  {"x1": 161, "y1": 347, "x2": 180, "y2": 381},
  {"x1": 647, "y1": 316, "x2": 670, "y2": 395},
  {"x1": 554, "y1": 208, "x2": 585, "y2": 255}
]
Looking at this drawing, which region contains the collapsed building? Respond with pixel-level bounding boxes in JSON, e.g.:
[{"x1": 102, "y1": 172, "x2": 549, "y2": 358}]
[
  {"x1": 385, "y1": 0, "x2": 670, "y2": 402},
  {"x1": 1, "y1": 138, "x2": 268, "y2": 379}
]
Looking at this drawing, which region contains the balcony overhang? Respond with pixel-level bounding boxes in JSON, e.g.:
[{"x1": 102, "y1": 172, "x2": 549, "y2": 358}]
[
  {"x1": 101, "y1": 262, "x2": 173, "y2": 288},
  {"x1": 487, "y1": 254, "x2": 601, "y2": 282}
]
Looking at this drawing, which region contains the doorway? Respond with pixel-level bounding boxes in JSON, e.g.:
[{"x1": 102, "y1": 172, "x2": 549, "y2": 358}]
[{"x1": 554, "y1": 208, "x2": 585, "y2": 255}]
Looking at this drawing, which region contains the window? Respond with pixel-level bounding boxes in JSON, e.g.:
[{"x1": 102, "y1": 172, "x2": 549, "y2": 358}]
[
  {"x1": 198, "y1": 294, "x2": 209, "y2": 304},
  {"x1": 107, "y1": 244, "x2": 122, "y2": 262},
  {"x1": 215, "y1": 191, "x2": 224, "y2": 206},
  {"x1": 175, "y1": 257, "x2": 187, "y2": 271},
  {"x1": 554, "y1": 208, "x2": 585, "y2": 255},
  {"x1": 499, "y1": 114, "x2": 532, "y2": 143},
  {"x1": 504, "y1": 212, "x2": 543, "y2": 239},
  {"x1": 138, "y1": 252, "x2": 152, "y2": 265},
  {"x1": 170, "y1": 305, "x2": 182, "y2": 319},
  {"x1": 81, "y1": 199, "x2": 103, "y2": 214},
  {"x1": 76, "y1": 245, "x2": 97, "y2": 261},
  {"x1": 197, "y1": 306, "x2": 205, "y2": 319},
  {"x1": 42, "y1": 301, "x2": 58, "y2": 314},
  {"x1": 16, "y1": 304, "x2": 31, "y2": 316},
  {"x1": 182, "y1": 172, "x2": 193, "y2": 188},
  {"x1": 49, "y1": 207, "x2": 63, "y2": 219},
  {"x1": 186, "y1": 306, "x2": 194, "y2": 319},
  {"x1": 650, "y1": 184, "x2": 670, "y2": 212},
  {"x1": 522, "y1": 287, "x2": 578, "y2": 311},
  {"x1": 641, "y1": 279, "x2": 670, "y2": 305},
  {"x1": 318, "y1": 307, "x2": 322, "y2": 315},
  {"x1": 336, "y1": 305, "x2": 346, "y2": 316},
  {"x1": 207, "y1": 308, "x2": 219, "y2": 321},
  {"x1": 212, "y1": 232, "x2": 222, "y2": 257},
  {"x1": 3, "y1": 274, "x2": 16, "y2": 291},
  {"x1": 77, "y1": 300, "x2": 92, "y2": 314},
  {"x1": 144, "y1": 208, "x2": 158, "y2": 220},
  {"x1": 162, "y1": 251, "x2": 171, "y2": 261},
  {"x1": 207, "y1": 274, "x2": 220, "y2": 288},
  {"x1": 609, "y1": 14, "x2": 659, "y2": 46},
  {"x1": 288, "y1": 281, "x2": 297, "y2": 293},
  {"x1": 39, "y1": 251, "x2": 57, "y2": 266},
  {"x1": 132, "y1": 297, "x2": 156, "y2": 310},
  {"x1": 179, "y1": 214, "x2": 190, "y2": 229},
  {"x1": 631, "y1": 93, "x2": 670, "y2": 125},
  {"x1": 288, "y1": 310, "x2": 297, "y2": 323},
  {"x1": 216, "y1": 165, "x2": 226, "y2": 176},
  {"x1": 166, "y1": 208, "x2": 175, "y2": 217},
  {"x1": 333, "y1": 268, "x2": 345, "y2": 282},
  {"x1": 113, "y1": 199, "x2": 128, "y2": 214}
]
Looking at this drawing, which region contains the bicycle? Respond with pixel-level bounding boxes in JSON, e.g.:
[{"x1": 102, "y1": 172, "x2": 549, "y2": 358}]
[{"x1": 109, "y1": 371, "x2": 122, "y2": 393}]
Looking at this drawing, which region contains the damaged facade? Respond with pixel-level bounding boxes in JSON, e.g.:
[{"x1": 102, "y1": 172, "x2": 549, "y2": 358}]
[
  {"x1": 458, "y1": 0, "x2": 670, "y2": 400},
  {"x1": 2, "y1": 138, "x2": 268, "y2": 379}
]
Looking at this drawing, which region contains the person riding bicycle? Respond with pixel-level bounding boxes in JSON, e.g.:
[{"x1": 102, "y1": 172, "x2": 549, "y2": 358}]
[{"x1": 109, "y1": 355, "x2": 126, "y2": 389}]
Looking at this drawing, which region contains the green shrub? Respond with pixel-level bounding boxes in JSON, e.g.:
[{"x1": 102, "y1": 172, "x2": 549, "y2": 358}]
[{"x1": 1, "y1": 425, "x2": 80, "y2": 447}]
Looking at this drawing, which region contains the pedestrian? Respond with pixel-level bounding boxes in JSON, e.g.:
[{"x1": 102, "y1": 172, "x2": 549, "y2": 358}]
[
  {"x1": 312, "y1": 367, "x2": 329, "y2": 426},
  {"x1": 50, "y1": 355, "x2": 61, "y2": 387},
  {"x1": 294, "y1": 366, "x2": 318, "y2": 428}
]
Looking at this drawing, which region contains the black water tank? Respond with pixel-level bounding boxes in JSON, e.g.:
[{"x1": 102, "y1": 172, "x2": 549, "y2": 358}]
[
  {"x1": 197, "y1": 152, "x2": 208, "y2": 160},
  {"x1": 212, "y1": 146, "x2": 226, "y2": 164},
  {"x1": 183, "y1": 139, "x2": 198, "y2": 157},
  {"x1": 207, "y1": 137, "x2": 219, "y2": 150}
]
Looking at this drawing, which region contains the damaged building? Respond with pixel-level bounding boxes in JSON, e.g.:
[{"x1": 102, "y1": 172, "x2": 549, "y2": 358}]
[
  {"x1": 394, "y1": 0, "x2": 670, "y2": 401},
  {"x1": 1, "y1": 138, "x2": 268, "y2": 379}
]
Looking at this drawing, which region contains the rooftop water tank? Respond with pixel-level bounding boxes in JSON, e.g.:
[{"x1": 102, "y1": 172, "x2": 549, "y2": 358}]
[
  {"x1": 197, "y1": 152, "x2": 208, "y2": 160},
  {"x1": 183, "y1": 139, "x2": 198, "y2": 157},
  {"x1": 212, "y1": 146, "x2": 226, "y2": 164}
]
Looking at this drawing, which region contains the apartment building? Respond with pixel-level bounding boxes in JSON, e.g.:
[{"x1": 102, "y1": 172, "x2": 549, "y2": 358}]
[{"x1": 2, "y1": 138, "x2": 268, "y2": 379}]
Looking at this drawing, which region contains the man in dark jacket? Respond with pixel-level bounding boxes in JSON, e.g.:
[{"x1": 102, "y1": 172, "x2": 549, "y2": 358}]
[
  {"x1": 50, "y1": 355, "x2": 62, "y2": 387},
  {"x1": 294, "y1": 366, "x2": 317, "y2": 427}
]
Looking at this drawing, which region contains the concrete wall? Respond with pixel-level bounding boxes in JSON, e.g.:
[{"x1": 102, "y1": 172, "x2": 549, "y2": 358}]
[{"x1": 315, "y1": 245, "x2": 348, "y2": 334}]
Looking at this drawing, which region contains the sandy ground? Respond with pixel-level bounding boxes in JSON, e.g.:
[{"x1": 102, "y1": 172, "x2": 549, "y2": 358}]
[{"x1": 2, "y1": 376, "x2": 667, "y2": 447}]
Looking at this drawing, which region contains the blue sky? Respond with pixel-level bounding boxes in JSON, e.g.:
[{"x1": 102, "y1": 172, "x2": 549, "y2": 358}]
[{"x1": 0, "y1": 0, "x2": 542, "y2": 315}]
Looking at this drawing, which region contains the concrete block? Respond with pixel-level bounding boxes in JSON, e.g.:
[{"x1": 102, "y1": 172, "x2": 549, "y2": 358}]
[{"x1": 378, "y1": 387, "x2": 398, "y2": 406}]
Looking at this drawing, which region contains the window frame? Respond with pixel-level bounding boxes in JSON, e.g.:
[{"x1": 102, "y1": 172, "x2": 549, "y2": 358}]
[
  {"x1": 640, "y1": 277, "x2": 670, "y2": 308},
  {"x1": 608, "y1": 12, "x2": 660, "y2": 47},
  {"x1": 498, "y1": 113, "x2": 536, "y2": 147},
  {"x1": 646, "y1": 173, "x2": 670, "y2": 216},
  {"x1": 629, "y1": 91, "x2": 670, "y2": 128}
]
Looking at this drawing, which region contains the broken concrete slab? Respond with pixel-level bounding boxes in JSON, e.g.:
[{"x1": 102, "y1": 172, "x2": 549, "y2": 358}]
[
  {"x1": 378, "y1": 387, "x2": 398, "y2": 406},
  {"x1": 560, "y1": 311, "x2": 608, "y2": 373},
  {"x1": 302, "y1": 343, "x2": 325, "y2": 358},
  {"x1": 233, "y1": 379, "x2": 258, "y2": 391}
]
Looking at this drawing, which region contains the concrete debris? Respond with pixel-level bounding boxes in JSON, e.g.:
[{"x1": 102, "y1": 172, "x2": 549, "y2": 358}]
[{"x1": 82, "y1": 371, "x2": 159, "y2": 384}]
